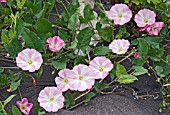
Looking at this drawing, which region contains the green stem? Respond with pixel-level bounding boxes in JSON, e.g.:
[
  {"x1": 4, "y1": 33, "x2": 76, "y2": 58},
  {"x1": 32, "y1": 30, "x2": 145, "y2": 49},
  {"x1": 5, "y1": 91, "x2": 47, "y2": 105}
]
[
  {"x1": 0, "y1": 101, "x2": 7, "y2": 115},
  {"x1": 58, "y1": 0, "x2": 69, "y2": 16},
  {"x1": 18, "y1": 88, "x2": 22, "y2": 100}
]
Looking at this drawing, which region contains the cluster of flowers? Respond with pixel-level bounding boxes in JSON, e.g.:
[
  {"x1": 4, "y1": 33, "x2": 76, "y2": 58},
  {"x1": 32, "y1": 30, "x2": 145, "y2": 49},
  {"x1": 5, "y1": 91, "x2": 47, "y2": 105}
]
[
  {"x1": 108, "y1": 4, "x2": 164, "y2": 36},
  {"x1": 38, "y1": 56, "x2": 113, "y2": 112},
  {"x1": 15, "y1": 3, "x2": 167, "y2": 114},
  {"x1": 15, "y1": 37, "x2": 133, "y2": 114}
]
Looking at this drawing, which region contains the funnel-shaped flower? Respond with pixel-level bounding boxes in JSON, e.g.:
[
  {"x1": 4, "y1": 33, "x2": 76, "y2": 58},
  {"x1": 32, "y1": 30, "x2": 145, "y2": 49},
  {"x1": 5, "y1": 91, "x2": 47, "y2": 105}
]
[
  {"x1": 89, "y1": 56, "x2": 113, "y2": 79},
  {"x1": 55, "y1": 69, "x2": 75, "y2": 92},
  {"x1": 134, "y1": 9, "x2": 156, "y2": 27},
  {"x1": 47, "y1": 36, "x2": 65, "y2": 52},
  {"x1": 108, "y1": 4, "x2": 132, "y2": 25},
  {"x1": 16, "y1": 98, "x2": 33, "y2": 115},
  {"x1": 109, "y1": 39, "x2": 130, "y2": 54},
  {"x1": 147, "y1": 22, "x2": 164, "y2": 36},
  {"x1": 38, "y1": 87, "x2": 65, "y2": 112},
  {"x1": 69, "y1": 64, "x2": 95, "y2": 91},
  {"x1": 16, "y1": 49, "x2": 43, "y2": 72}
]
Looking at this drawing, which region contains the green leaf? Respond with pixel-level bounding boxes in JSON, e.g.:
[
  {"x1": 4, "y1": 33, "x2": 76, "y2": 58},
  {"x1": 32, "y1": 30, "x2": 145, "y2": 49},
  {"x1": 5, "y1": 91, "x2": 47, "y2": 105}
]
[
  {"x1": 40, "y1": 2, "x2": 51, "y2": 18},
  {"x1": 68, "y1": 11, "x2": 79, "y2": 30},
  {"x1": 131, "y1": 58, "x2": 145, "y2": 66},
  {"x1": 94, "y1": 82, "x2": 109, "y2": 92},
  {"x1": 83, "y1": 92, "x2": 95, "y2": 103},
  {"x1": 47, "y1": 0, "x2": 55, "y2": 14},
  {"x1": 5, "y1": 36, "x2": 22, "y2": 58},
  {"x1": 26, "y1": 0, "x2": 43, "y2": 18},
  {"x1": 10, "y1": 80, "x2": 21, "y2": 91},
  {"x1": 0, "y1": 68, "x2": 4, "y2": 74},
  {"x1": 3, "y1": 95, "x2": 16, "y2": 107},
  {"x1": 133, "y1": 66, "x2": 148, "y2": 76},
  {"x1": 61, "y1": 4, "x2": 77, "y2": 22},
  {"x1": 155, "y1": 66, "x2": 165, "y2": 77},
  {"x1": 58, "y1": 30, "x2": 69, "y2": 42},
  {"x1": 137, "y1": 38, "x2": 149, "y2": 58},
  {"x1": 163, "y1": 66, "x2": 170, "y2": 76},
  {"x1": 77, "y1": 27, "x2": 93, "y2": 49},
  {"x1": 36, "y1": 18, "x2": 53, "y2": 41},
  {"x1": 52, "y1": 56, "x2": 67, "y2": 70},
  {"x1": 12, "y1": 106, "x2": 22, "y2": 115},
  {"x1": 116, "y1": 25, "x2": 126, "y2": 39},
  {"x1": 0, "y1": 74, "x2": 9, "y2": 88},
  {"x1": 100, "y1": 27, "x2": 113, "y2": 42},
  {"x1": 117, "y1": 75, "x2": 138, "y2": 84},
  {"x1": 15, "y1": 19, "x2": 24, "y2": 36},
  {"x1": 81, "y1": 4, "x2": 95, "y2": 23},
  {"x1": 145, "y1": 36, "x2": 161, "y2": 49},
  {"x1": 38, "y1": 111, "x2": 46, "y2": 115},
  {"x1": 0, "y1": 8, "x2": 11, "y2": 16},
  {"x1": 116, "y1": 64, "x2": 127, "y2": 78},
  {"x1": 16, "y1": 0, "x2": 26, "y2": 9},
  {"x1": 22, "y1": 28, "x2": 45, "y2": 52},
  {"x1": 1, "y1": 30, "x2": 9, "y2": 44},
  {"x1": 33, "y1": 103, "x2": 46, "y2": 115},
  {"x1": 109, "y1": 62, "x2": 117, "y2": 80},
  {"x1": 36, "y1": 67, "x2": 43, "y2": 79},
  {"x1": 94, "y1": 46, "x2": 111, "y2": 56},
  {"x1": 166, "y1": 55, "x2": 170, "y2": 63},
  {"x1": 64, "y1": 91, "x2": 75, "y2": 108}
]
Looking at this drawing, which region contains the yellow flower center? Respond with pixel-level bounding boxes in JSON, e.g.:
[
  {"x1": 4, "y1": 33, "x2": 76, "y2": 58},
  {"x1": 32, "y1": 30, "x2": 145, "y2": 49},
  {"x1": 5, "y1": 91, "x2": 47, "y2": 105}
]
[
  {"x1": 63, "y1": 78, "x2": 68, "y2": 84},
  {"x1": 99, "y1": 68, "x2": 104, "y2": 72},
  {"x1": 49, "y1": 97, "x2": 55, "y2": 102},
  {"x1": 118, "y1": 14, "x2": 123, "y2": 18},
  {"x1": 78, "y1": 76, "x2": 84, "y2": 81},
  {"x1": 151, "y1": 27, "x2": 156, "y2": 30},
  {"x1": 118, "y1": 48, "x2": 123, "y2": 52},
  {"x1": 21, "y1": 105, "x2": 26, "y2": 110},
  {"x1": 28, "y1": 60, "x2": 33, "y2": 65},
  {"x1": 144, "y1": 19, "x2": 148, "y2": 23}
]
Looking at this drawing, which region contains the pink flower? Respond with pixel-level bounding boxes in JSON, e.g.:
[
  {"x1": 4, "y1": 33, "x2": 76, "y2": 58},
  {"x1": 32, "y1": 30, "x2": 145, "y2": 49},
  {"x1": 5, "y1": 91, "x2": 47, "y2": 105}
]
[
  {"x1": 134, "y1": 52, "x2": 140, "y2": 58},
  {"x1": 109, "y1": 39, "x2": 130, "y2": 54},
  {"x1": 55, "y1": 69, "x2": 75, "y2": 92},
  {"x1": 47, "y1": 36, "x2": 65, "y2": 52},
  {"x1": 139, "y1": 25, "x2": 150, "y2": 31},
  {"x1": 69, "y1": 64, "x2": 95, "y2": 91},
  {"x1": 134, "y1": 9, "x2": 156, "y2": 27},
  {"x1": 16, "y1": 49, "x2": 43, "y2": 72},
  {"x1": 16, "y1": 98, "x2": 33, "y2": 115},
  {"x1": 89, "y1": 56, "x2": 113, "y2": 79},
  {"x1": 108, "y1": 4, "x2": 132, "y2": 25},
  {"x1": 146, "y1": 22, "x2": 164, "y2": 36},
  {"x1": 38, "y1": 87, "x2": 65, "y2": 112},
  {"x1": 0, "y1": 0, "x2": 7, "y2": 2}
]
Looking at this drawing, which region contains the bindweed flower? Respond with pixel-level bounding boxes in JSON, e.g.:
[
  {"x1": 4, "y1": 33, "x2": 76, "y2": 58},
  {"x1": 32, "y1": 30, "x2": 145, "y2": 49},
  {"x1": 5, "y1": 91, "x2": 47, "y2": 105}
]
[
  {"x1": 134, "y1": 9, "x2": 156, "y2": 27},
  {"x1": 134, "y1": 52, "x2": 140, "y2": 58},
  {"x1": 139, "y1": 25, "x2": 150, "y2": 32},
  {"x1": 16, "y1": 49, "x2": 43, "y2": 72},
  {"x1": 109, "y1": 39, "x2": 130, "y2": 54},
  {"x1": 69, "y1": 64, "x2": 95, "y2": 91},
  {"x1": 47, "y1": 36, "x2": 65, "y2": 52},
  {"x1": 38, "y1": 87, "x2": 65, "y2": 112},
  {"x1": 108, "y1": 4, "x2": 132, "y2": 25},
  {"x1": 146, "y1": 22, "x2": 164, "y2": 36},
  {"x1": 0, "y1": 0, "x2": 7, "y2": 2},
  {"x1": 55, "y1": 69, "x2": 75, "y2": 92},
  {"x1": 16, "y1": 98, "x2": 33, "y2": 115},
  {"x1": 89, "y1": 56, "x2": 113, "y2": 79}
]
